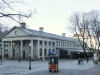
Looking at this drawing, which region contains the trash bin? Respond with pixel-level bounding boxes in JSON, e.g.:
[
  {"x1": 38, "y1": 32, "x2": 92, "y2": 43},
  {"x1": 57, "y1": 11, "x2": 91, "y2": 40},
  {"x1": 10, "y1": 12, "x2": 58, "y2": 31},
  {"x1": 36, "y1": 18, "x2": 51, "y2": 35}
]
[{"x1": 48, "y1": 55, "x2": 59, "y2": 72}]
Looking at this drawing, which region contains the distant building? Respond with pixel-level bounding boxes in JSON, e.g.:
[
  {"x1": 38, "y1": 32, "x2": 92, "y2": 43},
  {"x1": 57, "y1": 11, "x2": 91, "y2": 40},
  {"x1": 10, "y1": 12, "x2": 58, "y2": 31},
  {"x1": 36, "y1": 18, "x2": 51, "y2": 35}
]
[
  {"x1": 73, "y1": 28, "x2": 100, "y2": 53},
  {"x1": 1, "y1": 23, "x2": 84, "y2": 60}
]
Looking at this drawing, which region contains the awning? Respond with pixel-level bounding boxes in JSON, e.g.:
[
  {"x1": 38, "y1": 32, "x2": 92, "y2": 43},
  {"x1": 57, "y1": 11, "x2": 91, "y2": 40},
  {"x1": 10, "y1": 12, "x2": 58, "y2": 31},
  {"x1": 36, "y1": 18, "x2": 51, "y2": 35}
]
[{"x1": 48, "y1": 51, "x2": 57, "y2": 55}]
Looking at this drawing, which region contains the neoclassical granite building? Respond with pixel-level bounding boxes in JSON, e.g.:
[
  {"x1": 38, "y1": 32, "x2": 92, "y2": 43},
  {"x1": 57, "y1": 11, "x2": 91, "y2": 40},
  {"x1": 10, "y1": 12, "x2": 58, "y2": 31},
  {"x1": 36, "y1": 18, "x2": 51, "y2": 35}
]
[{"x1": 1, "y1": 23, "x2": 85, "y2": 60}]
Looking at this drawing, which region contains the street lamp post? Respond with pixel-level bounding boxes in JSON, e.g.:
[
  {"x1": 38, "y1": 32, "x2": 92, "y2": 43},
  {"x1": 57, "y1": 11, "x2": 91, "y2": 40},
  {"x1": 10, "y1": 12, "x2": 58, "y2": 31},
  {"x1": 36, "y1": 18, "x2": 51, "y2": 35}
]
[
  {"x1": 29, "y1": 42, "x2": 32, "y2": 70},
  {"x1": 29, "y1": 54, "x2": 31, "y2": 70}
]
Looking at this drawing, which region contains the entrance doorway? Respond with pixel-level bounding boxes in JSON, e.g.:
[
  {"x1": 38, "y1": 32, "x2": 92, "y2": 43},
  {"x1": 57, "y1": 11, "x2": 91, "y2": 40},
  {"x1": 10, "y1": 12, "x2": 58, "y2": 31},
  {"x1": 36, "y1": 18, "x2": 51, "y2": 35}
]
[{"x1": 23, "y1": 50, "x2": 25, "y2": 59}]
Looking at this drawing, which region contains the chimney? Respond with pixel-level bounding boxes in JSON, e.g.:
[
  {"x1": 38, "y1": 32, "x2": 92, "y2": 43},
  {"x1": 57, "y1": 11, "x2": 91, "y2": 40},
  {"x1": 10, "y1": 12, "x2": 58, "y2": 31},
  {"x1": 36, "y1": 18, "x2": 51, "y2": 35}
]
[
  {"x1": 20, "y1": 22, "x2": 26, "y2": 29},
  {"x1": 62, "y1": 33, "x2": 66, "y2": 37},
  {"x1": 39, "y1": 27, "x2": 44, "y2": 32}
]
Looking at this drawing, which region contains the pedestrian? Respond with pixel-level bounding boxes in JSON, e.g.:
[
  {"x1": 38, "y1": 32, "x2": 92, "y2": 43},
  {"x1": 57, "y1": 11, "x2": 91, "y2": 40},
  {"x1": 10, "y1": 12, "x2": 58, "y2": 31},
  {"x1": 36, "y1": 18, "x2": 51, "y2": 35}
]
[
  {"x1": 87, "y1": 57, "x2": 89, "y2": 63},
  {"x1": 80, "y1": 58, "x2": 83, "y2": 65},
  {"x1": 78, "y1": 58, "x2": 80, "y2": 65},
  {"x1": 18, "y1": 57, "x2": 21, "y2": 62},
  {"x1": 0, "y1": 57, "x2": 2, "y2": 64}
]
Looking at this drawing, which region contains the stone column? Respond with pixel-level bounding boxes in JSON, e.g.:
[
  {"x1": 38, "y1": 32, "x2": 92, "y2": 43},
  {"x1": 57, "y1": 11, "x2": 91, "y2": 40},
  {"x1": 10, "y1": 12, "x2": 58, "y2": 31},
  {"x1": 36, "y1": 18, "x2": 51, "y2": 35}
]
[
  {"x1": 2, "y1": 41, "x2": 4, "y2": 58},
  {"x1": 42, "y1": 40, "x2": 44, "y2": 60},
  {"x1": 8, "y1": 42, "x2": 10, "y2": 58},
  {"x1": 51, "y1": 41, "x2": 52, "y2": 52},
  {"x1": 46, "y1": 41, "x2": 49, "y2": 56},
  {"x1": 54, "y1": 41, "x2": 56, "y2": 52},
  {"x1": 10, "y1": 41, "x2": 12, "y2": 59},
  {"x1": 37, "y1": 40, "x2": 39, "y2": 59},
  {"x1": 20, "y1": 40, "x2": 23, "y2": 59},
  {"x1": 30, "y1": 40, "x2": 33, "y2": 60},
  {"x1": 60, "y1": 41, "x2": 61, "y2": 48}
]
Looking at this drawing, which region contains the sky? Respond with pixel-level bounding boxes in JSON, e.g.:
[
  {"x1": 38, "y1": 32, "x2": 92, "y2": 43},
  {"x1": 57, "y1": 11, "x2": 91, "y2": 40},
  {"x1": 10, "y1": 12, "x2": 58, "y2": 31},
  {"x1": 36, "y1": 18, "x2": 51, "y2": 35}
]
[{"x1": 10, "y1": 0, "x2": 100, "y2": 37}]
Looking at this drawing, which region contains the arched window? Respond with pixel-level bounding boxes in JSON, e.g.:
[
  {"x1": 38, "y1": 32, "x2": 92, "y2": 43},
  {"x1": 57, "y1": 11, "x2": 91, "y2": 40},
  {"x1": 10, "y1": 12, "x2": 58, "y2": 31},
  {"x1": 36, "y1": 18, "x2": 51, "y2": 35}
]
[
  {"x1": 49, "y1": 49, "x2": 51, "y2": 51},
  {"x1": 40, "y1": 48, "x2": 42, "y2": 56},
  {"x1": 53, "y1": 49, "x2": 54, "y2": 52}
]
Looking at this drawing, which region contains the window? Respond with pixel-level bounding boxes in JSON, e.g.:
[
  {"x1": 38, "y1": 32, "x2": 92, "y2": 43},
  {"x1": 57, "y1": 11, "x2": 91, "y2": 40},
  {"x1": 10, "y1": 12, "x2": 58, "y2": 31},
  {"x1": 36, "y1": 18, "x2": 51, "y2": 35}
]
[
  {"x1": 61, "y1": 41, "x2": 62, "y2": 46},
  {"x1": 44, "y1": 41, "x2": 47, "y2": 45},
  {"x1": 67, "y1": 42, "x2": 69, "y2": 47},
  {"x1": 13, "y1": 49, "x2": 15, "y2": 56},
  {"x1": 63, "y1": 42, "x2": 64, "y2": 47},
  {"x1": 40, "y1": 48, "x2": 42, "y2": 56},
  {"x1": 77, "y1": 44, "x2": 81, "y2": 47},
  {"x1": 53, "y1": 42, "x2": 55, "y2": 46},
  {"x1": 70, "y1": 43, "x2": 72, "y2": 47},
  {"x1": 49, "y1": 42, "x2": 51, "y2": 45},
  {"x1": 65, "y1": 42, "x2": 66, "y2": 47},
  {"x1": 53, "y1": 49, "x2": 54, "y2": 52},
  {"x1": 6, "y1": 44, "x2": 8, "y2": 47},
  {"x1": 59, "y1": 41, "x2": 60, "y2": 46},
  {"x1": 40, "y1": 41, "x2": 42, "y2": 45},
  {"x1": 49, "y1": 49, "x2": 51, "y2": 51}
]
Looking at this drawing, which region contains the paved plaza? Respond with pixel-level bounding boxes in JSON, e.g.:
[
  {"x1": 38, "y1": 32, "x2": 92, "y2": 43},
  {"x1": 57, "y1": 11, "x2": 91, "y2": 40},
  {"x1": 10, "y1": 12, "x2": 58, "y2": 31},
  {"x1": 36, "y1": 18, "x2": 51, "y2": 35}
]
[{"x1": 0, "y1": 59, "x2": 100, "y2": 75}]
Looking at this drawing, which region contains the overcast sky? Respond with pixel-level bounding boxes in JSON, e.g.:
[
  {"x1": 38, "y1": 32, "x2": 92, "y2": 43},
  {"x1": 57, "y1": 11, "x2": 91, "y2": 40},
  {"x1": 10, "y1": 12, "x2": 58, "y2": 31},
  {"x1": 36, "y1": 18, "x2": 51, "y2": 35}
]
[{"x1": 17, "y1": 0, "x2": 100, "y2": 37}]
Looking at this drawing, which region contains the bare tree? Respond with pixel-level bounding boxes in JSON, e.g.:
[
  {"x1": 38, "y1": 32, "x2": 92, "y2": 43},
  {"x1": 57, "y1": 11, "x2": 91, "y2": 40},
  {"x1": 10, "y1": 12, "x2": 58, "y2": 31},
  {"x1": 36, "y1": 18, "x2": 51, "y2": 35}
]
[
  {"x1": 69, "y1": 12, "x2": 90, "y2": 58},
  {"x1": 0, "y1": 0, "x2": 35, "y2": 32},
  {"x1": 88, "y1": 10, "x2": 100, "y2": 52},
  {"x1": 68, "y1": 10, "x2": 100, "y2": 58}
]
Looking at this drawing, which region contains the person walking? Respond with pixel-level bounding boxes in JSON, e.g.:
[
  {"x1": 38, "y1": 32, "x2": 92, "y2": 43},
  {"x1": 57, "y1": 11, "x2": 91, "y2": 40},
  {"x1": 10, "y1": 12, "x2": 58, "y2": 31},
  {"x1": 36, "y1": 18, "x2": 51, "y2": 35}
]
[
  {"x1": 87, "y1": 57, "x2": 89, "y2": 63},
  {"x1": 18, "y1": 57, "x2": 21, "y2": 62},
  {"x1": 80, "y1": 58, "x2": 83, "y2": 65},
  {"x1": 78, "y1": 58, "x2": 80, "y2": 65}
]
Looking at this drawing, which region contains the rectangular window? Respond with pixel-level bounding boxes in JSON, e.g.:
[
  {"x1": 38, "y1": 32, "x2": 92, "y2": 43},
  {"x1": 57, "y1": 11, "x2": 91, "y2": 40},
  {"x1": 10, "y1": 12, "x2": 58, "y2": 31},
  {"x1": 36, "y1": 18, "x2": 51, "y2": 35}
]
[
  {"x1": 4, "y1": 44, "x2": 6, "y2": 47},
  {"x1": 63, "y1": 42, "x2": 64, "y2": 47},
  {"x1": 40, "y1": 41, "x2": 42, "y2": 45},
  {"x1": 65, "y1": 42, "x2": 66, "y2": 47},
  {"x1": 59, "y1": 41, "x2": 60, "y2": 46},
  {"x1": 53, "y1": 42, "x2": 55, "y2": 46},
  {"x1": 68, "y1": 42, "x2": 69, "y2": 47},
  {"x1": 49, "y1": 42, "x2": 51, "y2": 45},
  {"x1": 44, "y1": 41, "x2": 47, "y2": 45},
  {"x1": 61, "y1": 41, "x2": 62, "y2": 46},
  {"x1": 6, "y1": 44, "x2": 8, "y2": 47}
]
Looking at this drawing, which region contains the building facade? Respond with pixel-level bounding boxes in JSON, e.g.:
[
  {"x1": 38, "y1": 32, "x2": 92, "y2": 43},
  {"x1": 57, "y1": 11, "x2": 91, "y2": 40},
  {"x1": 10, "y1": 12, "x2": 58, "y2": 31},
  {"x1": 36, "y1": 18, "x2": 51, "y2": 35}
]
[
  {"x1": 73, "y1": 28, "x2": 100, "y2": 53},
  {"x1": 1, "y1": 23, "x2": 84, "y2": 60}
]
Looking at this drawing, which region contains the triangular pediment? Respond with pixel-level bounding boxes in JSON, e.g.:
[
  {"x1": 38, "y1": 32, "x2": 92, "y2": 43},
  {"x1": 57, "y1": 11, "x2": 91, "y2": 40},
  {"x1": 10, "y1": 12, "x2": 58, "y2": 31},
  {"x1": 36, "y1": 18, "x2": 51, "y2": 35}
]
[{"x1": 3, "y1": 27, "x2": 32, "y2": 38}]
